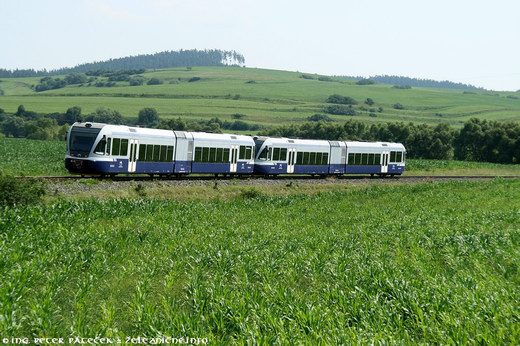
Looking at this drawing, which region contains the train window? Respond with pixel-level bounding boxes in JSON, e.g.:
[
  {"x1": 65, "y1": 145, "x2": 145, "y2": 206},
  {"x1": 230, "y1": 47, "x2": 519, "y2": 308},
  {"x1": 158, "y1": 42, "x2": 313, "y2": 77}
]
[
  {"x1": 167, "y1": 146, "x2": 174, "y2": 161},
  {"x1": 246, "y1": 146, "x2": 253, "y2": 160},
  {"x1": 375, "y1": 154, "x2": 381, "y2": 165},
  {"x1": 194, "y1": 147, "x2": 202, "y2": 162},
  {"x1": 217, "y1": 148, "x2": 223, "y2": 163},
  {"x1": 158, "y1": 145, "x2": 165, "y2": 162},
  {"x1": 258, "y1": 147, "x2": 268, "y2": 160},
  {"x1": 356, "y1": 153, "x2": 363, "y2": 165},
  {"x1": 322, "y1": 153, "x2": 329, "y2": 165},
  {"x1": 390, "y1": 151, "x2": 396, "y2": 162},
  {"x1": 239, "y1": 146, "x2": 246, "y2": 160},
  {"x1": 396, "y1": 152, "x2": 403, "y2": 162},
  {"x1": 309, "y1": 152, "x2": 316, "y2": 165},
  {"x1": 272, "y1": 148, "x2": 280, "y2": 161},
  {"x1": 94, "y1": 137, "x2": 106, "y2": 154},
  {"x1": 139, "y1": 144, "x2": 146, "y2": 161},
  {"x1": 146, "y1": 144, "x2": 154, "y2": 161},
  {"x1": 280, "y1": 148, "x2": 287, "y2": 161},
  {"x1": 112, "y1": 138, "x2": 121, "y2": 156},
  {"x1": 348, "y1": 153, "x2": 354, "y2": 164},
  {"x1": 201, "y1": 147, "x2": 209, "y2": 162},
  {"x1": 223, "y1": 148, "x2": 230, "y2": 162},
  {"x1": 106, "y1": 138, "x2": 111, "y2": 155},
  {"x1": 303, "y1": 152, "x2": 309, "y2": 165},
  {"x1": 369, "y1": 153, "x2": 375, "y2": 165},
  {"x1": 120, "y1": 139, "x2": 128, "y2": 156},
  {"x1": 296, "y1": 152, "x2": 303, "y2": 165},
  {"x1": 153, "y1": 145, "x2": 160, "y2": 161},
  {"x1": 208, "y1": 148, "x2": 216, "y2": 163}
]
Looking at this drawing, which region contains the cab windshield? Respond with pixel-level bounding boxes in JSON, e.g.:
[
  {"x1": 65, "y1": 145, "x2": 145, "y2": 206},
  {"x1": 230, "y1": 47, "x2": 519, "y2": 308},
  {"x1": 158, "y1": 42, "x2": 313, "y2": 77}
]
[{"x1": 69, "y1": 127, "x2": 101, "y2": 155}]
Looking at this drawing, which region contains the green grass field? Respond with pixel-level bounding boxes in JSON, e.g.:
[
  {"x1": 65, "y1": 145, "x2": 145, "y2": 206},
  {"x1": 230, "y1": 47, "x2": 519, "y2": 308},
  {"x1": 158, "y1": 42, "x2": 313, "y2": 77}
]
[
  {"x1": 1, "y1": 180, "x2": 518, "y2": 343},
  {"x1": 1, "y1": 67, "x2": 519, "y2": 128},
  {"x1": 2, "y1": 138, "x2": 520, "y2": 177}
]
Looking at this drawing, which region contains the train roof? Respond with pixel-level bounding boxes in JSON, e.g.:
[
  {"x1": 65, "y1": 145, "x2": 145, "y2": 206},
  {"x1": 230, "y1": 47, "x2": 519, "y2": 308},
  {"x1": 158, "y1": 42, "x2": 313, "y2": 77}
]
[
  {"x1": 191, "y1": 132, "x2": 254, "y2": 142},
  {"x1": 346, "y1": 141, "x2": 406, "y2": 151},
  {"x1": 260, "y1": 137, "x2": 331, "y2": 146}
]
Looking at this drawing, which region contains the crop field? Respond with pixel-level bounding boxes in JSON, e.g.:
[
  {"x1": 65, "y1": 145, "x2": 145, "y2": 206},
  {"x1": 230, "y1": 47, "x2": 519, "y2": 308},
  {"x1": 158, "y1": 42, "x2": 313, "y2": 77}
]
[
  {"x1": 1, "y1": 67, "x2": 520, "y2": 128},
  {"x1": 0, "y1": 138, "x2": 67, "y2": 176},
  {"x1": 0, "y1": 179, "x2": 519, "y2": 343}
]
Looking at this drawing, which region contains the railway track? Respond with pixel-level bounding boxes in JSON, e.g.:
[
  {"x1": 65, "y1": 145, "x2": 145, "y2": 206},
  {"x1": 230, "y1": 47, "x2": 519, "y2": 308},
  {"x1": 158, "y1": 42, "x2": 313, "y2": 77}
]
[{"x1": 16, "y1": 175, "x2": 520, "y2": 182}]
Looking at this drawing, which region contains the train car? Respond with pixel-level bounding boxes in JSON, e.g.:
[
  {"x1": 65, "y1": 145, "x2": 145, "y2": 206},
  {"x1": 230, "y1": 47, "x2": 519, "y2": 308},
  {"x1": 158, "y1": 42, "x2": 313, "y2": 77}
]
[
  {"x1": 191, "y1": 132, "x2": 255, "y2": 174},
  {"x1": 65, "y1": 122, "x2": 255, "y2": 175},
  {"x1": 66, "y1": 122, "x2": 177, "y2": 174},
  {"x1": 345, "y1": 141, "x2": 406, "y2": 176},
  {"x1": 253, "y1": 136, "x2": 347, "y2": 175}
]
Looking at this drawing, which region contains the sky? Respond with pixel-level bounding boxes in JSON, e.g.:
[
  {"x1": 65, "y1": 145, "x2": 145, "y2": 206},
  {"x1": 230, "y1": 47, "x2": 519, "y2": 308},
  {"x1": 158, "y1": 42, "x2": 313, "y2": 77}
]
[{"x1": 1, "y1": 0, "x2": 519, "y2": 91}]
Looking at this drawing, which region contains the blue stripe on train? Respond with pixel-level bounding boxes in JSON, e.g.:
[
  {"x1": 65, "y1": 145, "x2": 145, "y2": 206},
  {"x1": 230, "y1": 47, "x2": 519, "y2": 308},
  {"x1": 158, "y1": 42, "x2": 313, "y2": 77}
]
[
  {"x1": 191, "y1": 161, "x2": 254, "y2": 174},
  {"x1": 346, "y1": 165, "x2": 381, "y2": 174},
  {"x1": 294, "y1": 165, "x2": 329, "y2": 174}
]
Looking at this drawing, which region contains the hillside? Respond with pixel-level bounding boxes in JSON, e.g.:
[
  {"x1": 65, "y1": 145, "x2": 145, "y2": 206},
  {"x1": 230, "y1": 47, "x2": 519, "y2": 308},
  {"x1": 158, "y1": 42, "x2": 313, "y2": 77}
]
[{"x1": 0, "y1": 66, "x2": 519, "y2": 128}]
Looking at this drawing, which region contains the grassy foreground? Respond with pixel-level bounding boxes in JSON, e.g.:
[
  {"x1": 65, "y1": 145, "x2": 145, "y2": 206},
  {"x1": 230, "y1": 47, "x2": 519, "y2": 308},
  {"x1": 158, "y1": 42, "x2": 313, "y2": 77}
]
[{"x1": 1, "y1": 180, "x2": 519, "y2": 343}]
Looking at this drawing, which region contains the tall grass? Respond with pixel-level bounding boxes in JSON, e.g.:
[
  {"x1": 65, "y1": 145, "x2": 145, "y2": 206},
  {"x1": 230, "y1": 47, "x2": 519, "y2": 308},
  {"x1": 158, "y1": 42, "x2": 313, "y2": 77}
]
[
  {"x1": 0, "y1": 138, "x2": 67, "y2": 176},
  {"x1": 1, "y1": 180, "x2": 518, "y2": 343}
]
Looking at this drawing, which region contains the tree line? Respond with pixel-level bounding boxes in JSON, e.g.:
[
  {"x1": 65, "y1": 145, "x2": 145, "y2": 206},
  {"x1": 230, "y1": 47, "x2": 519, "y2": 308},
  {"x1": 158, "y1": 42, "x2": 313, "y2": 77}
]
[
  {"x1": 337, "y1": 75, "x2": 484, "y2": 91},
  {"x1": 1, "y1": 105, "x2": 518, "y2": 164},
  {"x1": 262, "y1": 119, "x2": 519, "y2": 163},
  {"x1": 0, "y1": 49, "x2": 245, "y2": 78}
]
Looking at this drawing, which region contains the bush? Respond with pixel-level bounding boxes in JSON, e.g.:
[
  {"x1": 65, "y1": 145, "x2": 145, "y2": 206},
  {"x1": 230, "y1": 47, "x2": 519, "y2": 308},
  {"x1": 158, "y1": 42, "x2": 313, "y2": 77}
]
[
  {"x1": 0, "y1": 174, "x2": 46, "y2": 207},
  {"x1": 147, "y1": 78, "x2": 163, "y2": 85},
  {"x1": 245, "y1": 80, "x2": 256, "y2": 84},
  {"x1": 231, "y1": 113, "x2": 246, "y2": 119},
  {"x1": 300, "y1": 74, "x2": 316, "y2": 80},
  {"x1": 34, "y1": 77, "x2": 66, "y2": 92},
  {"x1": 393, "y1": 85, "x2": 412, "y2": 89},
  {"x1": 356, "y1": 79, "x2": 375, "y2": 85},
  {"x1": 128, "y1": 77, "x2": 144, "y2": 86},
  {"x1": 308, "y1": 114, "x2": 334, "y2": 122},
  {"x1": 326, "y1": 94, "x2": 358, "y2": 105},
  {"x1": 365, "y1": 98, "x2": 375, "y2": 106},
  {"x1": 65, "y1": 73, "x2": 88, "y2": 85},
  {"x1": 393, "y1": 103, "x2": 405, "y2": 110},
  {"x1": 325, "y1": 105, "x2": 357, "y2": 116},
  {"x1": 318, "y1": 76, "x2": 333, "y2": 82},
  {"x1": 188, "y1": 77, "x2": 201, "y2": 82}
]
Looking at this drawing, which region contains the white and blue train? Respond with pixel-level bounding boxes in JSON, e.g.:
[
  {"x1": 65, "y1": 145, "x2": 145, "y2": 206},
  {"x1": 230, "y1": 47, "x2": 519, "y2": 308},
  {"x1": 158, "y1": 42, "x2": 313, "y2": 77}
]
[{"x1": 65, "y1": 122, "x2": 406, "y2": 177}]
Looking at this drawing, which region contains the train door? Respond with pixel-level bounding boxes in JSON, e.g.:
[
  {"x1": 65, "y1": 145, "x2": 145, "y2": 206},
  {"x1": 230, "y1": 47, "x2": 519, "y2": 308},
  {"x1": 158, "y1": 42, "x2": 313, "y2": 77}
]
[
  {"x1": 230, "y1": 145, "x2": 238, "y2": 173},
  {"x1": 287, "y1": 149, "x2": 296, "y2": 173},
  {"x1": 128, "y1": 139, "x2": 139, "y2": 173},
  {"x1": 381, "y1": 151, "x2": 389, "y2": 174}
]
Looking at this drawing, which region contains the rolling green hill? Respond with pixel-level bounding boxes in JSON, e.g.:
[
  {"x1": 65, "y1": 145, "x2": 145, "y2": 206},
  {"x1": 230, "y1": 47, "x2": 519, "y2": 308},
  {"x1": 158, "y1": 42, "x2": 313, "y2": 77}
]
[{"x1": 0, "y1": 67, "x2": 519, "y2": 128}]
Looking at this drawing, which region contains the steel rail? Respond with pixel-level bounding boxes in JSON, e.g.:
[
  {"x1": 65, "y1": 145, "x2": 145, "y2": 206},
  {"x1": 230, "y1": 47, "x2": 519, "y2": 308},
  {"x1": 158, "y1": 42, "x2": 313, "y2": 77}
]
[{"x1": 15, "y1": 175, "x2": 520, "y2": 182}]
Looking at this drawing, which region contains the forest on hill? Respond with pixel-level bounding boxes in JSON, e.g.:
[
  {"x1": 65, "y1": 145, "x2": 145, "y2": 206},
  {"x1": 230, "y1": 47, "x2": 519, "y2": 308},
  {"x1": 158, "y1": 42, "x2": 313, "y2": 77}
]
[
  {"x1": 0, "y1": 49, "x2": 245, "y2": 78},
  {"x1": 341, "y1": 75, "x2": 484, "y2": 91}
]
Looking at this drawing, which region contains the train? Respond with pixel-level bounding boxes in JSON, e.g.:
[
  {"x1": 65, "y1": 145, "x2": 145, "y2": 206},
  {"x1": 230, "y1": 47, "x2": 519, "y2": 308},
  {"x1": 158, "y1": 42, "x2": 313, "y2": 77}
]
[{"x1": 65, "y1": 122, "x2": 406, "y2": 177}]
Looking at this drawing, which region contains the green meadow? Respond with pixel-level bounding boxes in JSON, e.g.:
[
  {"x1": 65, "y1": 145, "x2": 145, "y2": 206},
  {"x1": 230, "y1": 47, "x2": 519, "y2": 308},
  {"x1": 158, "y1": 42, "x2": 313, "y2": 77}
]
[
  {"x1": 0, "y1": 179, "x2": 518, "y2": 343},
  {"x1": 1, "y1": 67, "x2": 519, "y2": 128}
]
